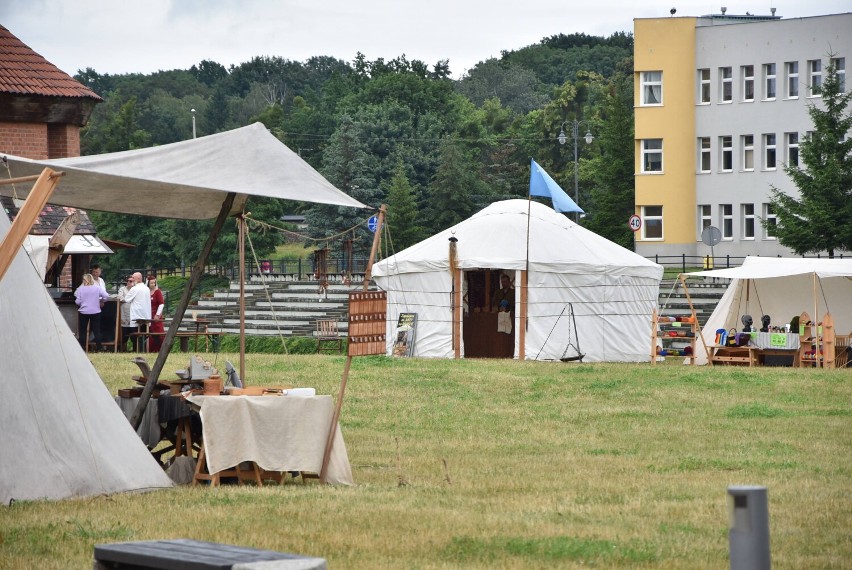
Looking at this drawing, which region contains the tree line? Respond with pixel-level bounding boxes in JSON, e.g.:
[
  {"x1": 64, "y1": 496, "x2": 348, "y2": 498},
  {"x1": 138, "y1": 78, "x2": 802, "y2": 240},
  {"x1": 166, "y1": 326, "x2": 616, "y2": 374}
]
[{"x1": 77, "y1": 31, "x2": 849, "y2": 275}]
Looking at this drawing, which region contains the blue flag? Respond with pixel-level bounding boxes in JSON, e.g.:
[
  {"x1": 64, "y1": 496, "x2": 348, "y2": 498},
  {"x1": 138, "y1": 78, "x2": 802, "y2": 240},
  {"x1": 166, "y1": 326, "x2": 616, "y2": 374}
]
[{"x1": 529, "y1": 158, "x2": 584, "y2": 214}]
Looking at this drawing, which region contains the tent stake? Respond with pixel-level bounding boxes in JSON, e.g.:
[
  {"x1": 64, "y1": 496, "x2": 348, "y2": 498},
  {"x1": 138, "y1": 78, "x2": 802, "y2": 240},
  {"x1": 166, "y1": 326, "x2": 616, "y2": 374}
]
[{"x1": 130, "y1": 192, "x2": 237, "y2": 430}]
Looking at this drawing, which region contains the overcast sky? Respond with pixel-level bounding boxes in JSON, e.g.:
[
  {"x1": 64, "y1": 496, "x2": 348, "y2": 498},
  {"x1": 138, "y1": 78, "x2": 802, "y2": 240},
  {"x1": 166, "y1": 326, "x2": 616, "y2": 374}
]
[{"x1": 3, "y1": 0, "x2": 850, "y2": 79}]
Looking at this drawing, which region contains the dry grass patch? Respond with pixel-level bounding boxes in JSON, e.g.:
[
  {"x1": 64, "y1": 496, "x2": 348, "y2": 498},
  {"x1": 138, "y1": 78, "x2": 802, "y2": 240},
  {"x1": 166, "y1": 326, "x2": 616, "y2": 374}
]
[{"x1": 1, "y1": 354, "x2": 849, "y2": 568}]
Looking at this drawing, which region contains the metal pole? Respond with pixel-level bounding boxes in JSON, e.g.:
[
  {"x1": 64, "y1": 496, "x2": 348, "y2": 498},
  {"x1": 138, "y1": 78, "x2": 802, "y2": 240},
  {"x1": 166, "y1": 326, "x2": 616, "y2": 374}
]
[
  {"x1": 573, "y1": 120, "x2": 579, "y2": 222},
  {"x1": 191, "y1": 108, "x2": 196, "y2": 139}
]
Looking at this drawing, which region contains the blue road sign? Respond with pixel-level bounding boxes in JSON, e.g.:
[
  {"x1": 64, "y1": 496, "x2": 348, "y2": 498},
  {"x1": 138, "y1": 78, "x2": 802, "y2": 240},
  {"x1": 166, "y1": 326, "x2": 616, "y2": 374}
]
[{"x1": 367, "y1": 215, "x2": 378, "y2": 232}]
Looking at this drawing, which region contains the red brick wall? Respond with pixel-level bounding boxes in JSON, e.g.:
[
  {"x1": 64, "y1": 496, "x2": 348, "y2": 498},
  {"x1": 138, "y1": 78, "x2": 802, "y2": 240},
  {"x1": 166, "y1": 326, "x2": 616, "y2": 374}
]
[
  {"x1": 47, "y1": 123, "x2": 81, "y2": 157},
  {"x1": 0, "y1": 121, "x2": 49, "y2": 159}
]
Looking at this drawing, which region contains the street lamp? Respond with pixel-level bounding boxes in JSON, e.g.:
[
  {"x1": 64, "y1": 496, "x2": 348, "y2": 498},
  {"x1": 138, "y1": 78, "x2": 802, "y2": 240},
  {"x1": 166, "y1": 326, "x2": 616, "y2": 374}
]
[
  {"x1": 557, "y1": 120, "x2": 594, "y2": 219},
  {"x1": 191, "y1": 108, "x2": 197, "y2": 139}
]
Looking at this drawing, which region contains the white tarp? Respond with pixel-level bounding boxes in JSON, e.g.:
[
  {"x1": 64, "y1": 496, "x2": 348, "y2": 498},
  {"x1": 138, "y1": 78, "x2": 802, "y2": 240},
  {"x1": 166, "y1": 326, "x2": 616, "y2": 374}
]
[
  {"x1": 373, "y1": 200, "x2": 663, "y2": 362},
  {"x1": 690, "y1": 256, "x2": 852, "y2": 365},
  {"x1": 0, "y1": 210, "x2": 174, "y2": 503},
  {"x1": 0, "y1": 122, "x2": 365, "y2": 219}
]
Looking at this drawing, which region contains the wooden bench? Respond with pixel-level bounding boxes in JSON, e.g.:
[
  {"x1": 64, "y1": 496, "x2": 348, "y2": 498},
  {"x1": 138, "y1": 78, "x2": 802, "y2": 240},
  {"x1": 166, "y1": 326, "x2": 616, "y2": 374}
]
[
  {"x1": 94, "y1": 539, "x2": 326, "y2": 569},
  {"x1": 128, "y1": 331, "x2": 224, "y2": 352},
  {"x1": 709, "y1": 345, "x2": 756, "y2": 366}
]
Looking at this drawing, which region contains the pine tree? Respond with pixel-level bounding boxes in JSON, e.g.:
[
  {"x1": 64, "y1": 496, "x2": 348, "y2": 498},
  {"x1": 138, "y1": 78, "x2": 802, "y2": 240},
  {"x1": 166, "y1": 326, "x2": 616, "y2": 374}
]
[
  {"x1": 384, "y1": 162, "x2": 422, "y2": 250},
  {"x1": 424, "y1": 139, "x2": 480, "y2": 233},
  {"x1": 767, "y1": 56, "x2": 852, "y2": 257}
]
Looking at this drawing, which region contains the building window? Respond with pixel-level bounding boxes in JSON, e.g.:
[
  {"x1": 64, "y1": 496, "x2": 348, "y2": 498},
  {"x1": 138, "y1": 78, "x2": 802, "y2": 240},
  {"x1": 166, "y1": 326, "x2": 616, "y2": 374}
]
[
  {"x1": 832, "y1": 57, "x2": 846, "y2": 92},
  {"x1": 786, "y1": 61, "x2": 799, "y2": 98},
  {"x1": 720, "y1": 136, "x2": 733, "y2": 172},
  {"x1": 698, "y1": 137, "x2": 711, "y2": 173},
  {"x1": 720, "y1": 67, "x2": 732, "y2": 102},
  {"x1": 721, "y1": 204, "x2": 733, "y2": 239},
  {"x1": 786, "y1": 132, "x2": 799, "y2": 167},
  {"x1": 742, "y1": 203, "x2": 755, "y2": 239},
  {"x1": 641, "y1": 206, "x2": 663, "y2": 240},
  {"x1": 764, "y1": 134, "x2": 777, "y2": 170},
  {"x1": 808, "y1": 59, "x2": 822, "y2": 96},
  {"x1": 698, "y1": 68, "x2": 711, "y2": 103},
  {"x1": 763, "y1": 203, "x2": 777, "y2": 239},
  {"x1": 763, "y1": 63, "x2": 776, "y2": 99},
  {"x1": 641, "y1": 139, "x2": 663, "y2": 173},
  {"x1": 698, "y1": 205, "x2": 712, "y2": 238},
  {"x1": 641, "y1": 71, "x2": 663, "y2": 105},
  {"x1": 742, "y1": 65, "x2": 755, "y2": 101},
  {"x1": 742, "y1": 135, "x2": 754, "y2": 171}
]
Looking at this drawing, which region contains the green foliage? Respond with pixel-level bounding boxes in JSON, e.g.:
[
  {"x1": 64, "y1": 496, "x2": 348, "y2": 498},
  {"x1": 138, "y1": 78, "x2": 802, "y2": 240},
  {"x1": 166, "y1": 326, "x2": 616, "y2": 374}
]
[
  {"x1": 383, "y1": 161, "x2": 423, "y2": 250},
  {"x1": 768, "y1": 57, "x2": 852, "y2": 256},
  {"x1": 424, "y1": 138, "x2": 482, "y2": 232},
  {"x1": 456, "y1": 58, "x2": 549, "y2": 114},
  {"x1": 214, "y1": 334, "x2": 324, "y2": 354}
]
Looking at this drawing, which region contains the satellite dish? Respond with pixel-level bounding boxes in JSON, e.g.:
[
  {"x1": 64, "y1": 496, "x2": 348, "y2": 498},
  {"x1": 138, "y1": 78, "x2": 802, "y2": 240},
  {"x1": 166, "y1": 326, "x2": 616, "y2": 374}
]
[{"x1": 701, "y1": 226, "x2": 722, "y2": 247}]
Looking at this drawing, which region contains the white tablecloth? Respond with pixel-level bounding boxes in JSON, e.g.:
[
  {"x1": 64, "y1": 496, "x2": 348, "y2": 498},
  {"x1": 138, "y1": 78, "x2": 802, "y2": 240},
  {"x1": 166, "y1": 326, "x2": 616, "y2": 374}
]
[
  {"x1": 187, "y1": 395, "x2": 353, "y2": 485},
  {"x1": 115, "y1": 396, "x2": 161, "y2": 448}
]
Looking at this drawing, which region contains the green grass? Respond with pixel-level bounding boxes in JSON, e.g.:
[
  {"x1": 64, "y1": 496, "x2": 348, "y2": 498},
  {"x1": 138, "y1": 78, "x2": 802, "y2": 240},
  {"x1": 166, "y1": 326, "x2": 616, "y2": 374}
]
[{"x1": 1, "y1": 356, "x2": 850, "y2": 569}]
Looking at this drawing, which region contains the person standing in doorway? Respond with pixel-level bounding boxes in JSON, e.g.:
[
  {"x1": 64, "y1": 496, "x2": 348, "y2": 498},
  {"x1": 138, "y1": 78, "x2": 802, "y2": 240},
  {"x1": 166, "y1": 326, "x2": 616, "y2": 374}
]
[
  {"x1": 491, "y1": 273, "x2": 515, "y2": 313},
  {"x1": 75, "y1": 273, "x2": 110, "y2": 352}
]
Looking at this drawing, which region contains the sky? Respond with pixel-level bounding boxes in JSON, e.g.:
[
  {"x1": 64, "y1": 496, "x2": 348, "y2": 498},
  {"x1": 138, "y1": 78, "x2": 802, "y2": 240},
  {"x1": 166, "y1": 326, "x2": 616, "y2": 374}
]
[{"x1": 2, "y1": 0, "x2": 850, "y2": 79}]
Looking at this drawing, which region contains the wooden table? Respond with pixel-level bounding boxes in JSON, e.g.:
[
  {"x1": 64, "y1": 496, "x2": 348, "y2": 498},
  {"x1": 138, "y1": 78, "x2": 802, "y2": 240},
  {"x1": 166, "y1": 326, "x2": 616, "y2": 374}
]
[
  {"x1": 186, "y1": 394, "x2": 353, "y2": 486},
  {"x1": 708, "y1": 345, "x2": 756, "y2": 366}
]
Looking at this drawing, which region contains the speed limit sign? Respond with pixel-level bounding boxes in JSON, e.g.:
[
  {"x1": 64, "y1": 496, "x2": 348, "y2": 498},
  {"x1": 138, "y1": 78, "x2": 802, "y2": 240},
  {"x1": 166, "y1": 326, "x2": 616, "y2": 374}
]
[{"x1": 628, "y1": 214, "x2": 642, "y2": 232}]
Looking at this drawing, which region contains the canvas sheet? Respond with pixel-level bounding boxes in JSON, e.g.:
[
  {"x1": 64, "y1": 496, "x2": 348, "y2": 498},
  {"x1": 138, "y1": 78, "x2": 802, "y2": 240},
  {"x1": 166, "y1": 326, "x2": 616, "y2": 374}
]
[{"x1": 189, "y1": 395, "x2": 353, "y2": 486}]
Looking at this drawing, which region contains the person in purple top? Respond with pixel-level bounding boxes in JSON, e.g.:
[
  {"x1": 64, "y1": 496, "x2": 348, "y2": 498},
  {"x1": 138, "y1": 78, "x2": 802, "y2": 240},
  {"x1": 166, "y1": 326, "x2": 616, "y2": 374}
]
[{"x1": 75, "y1": 273, "x2": 110, "y2": 352}]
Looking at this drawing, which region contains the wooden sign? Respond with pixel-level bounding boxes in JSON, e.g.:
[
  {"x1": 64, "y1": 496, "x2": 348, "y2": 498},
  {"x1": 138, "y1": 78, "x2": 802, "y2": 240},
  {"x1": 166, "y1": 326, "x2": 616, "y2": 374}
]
[{"x1": 348, "y1": 291, "x2": 387, "y2": 356}]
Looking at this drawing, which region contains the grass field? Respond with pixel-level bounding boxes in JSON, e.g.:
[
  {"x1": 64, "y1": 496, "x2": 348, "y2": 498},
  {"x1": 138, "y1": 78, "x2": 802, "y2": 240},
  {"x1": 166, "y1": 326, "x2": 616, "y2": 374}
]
[{"x1": 1, "y1": 354, "x2": 850, "y2": 569}]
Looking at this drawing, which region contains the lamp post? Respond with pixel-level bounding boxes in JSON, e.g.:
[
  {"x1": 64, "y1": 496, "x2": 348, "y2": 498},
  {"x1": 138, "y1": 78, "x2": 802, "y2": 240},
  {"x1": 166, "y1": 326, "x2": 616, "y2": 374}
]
[
  {"x1": 558, "y1": 120, "x2": 593, "y2": 219},
  {"x1": 191, "y1": 108, "x2": 196, "y2": 139}
]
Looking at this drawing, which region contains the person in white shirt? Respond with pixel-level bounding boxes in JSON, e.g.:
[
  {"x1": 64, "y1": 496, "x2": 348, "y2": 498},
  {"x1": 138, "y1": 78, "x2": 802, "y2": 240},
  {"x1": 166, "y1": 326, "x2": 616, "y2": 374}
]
[
  {"x1": 123, "y1": 272, "x2": 151, "y2": 352},
  {"x1": 91, "y1": 264, "x2": 107, "y2": 308}
]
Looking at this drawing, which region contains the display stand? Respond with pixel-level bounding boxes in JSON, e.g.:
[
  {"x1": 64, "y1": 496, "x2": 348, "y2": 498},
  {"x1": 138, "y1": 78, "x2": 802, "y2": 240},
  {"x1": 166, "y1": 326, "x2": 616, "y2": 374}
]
[
  {"x1": 799, "y1": 311, "x2": 836, "y2": 368},
  {"x1": 651, "y1": 309, "x2": 698, "y2": 365}
]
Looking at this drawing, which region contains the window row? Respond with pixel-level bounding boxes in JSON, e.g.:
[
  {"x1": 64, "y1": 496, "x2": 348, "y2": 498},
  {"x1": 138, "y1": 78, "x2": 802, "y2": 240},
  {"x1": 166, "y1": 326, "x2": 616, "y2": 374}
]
[
  {"x1": 697, "y1": 132, "x2": 801, "y2": 173},
  {"x1": 638, "y1": 204, "x2": 778, "y2": 241},
  {"x1": 638, "y1": 57, "x2": 846, "y2": 106},
  {"x1": 639, "y1": 133, "x2": 800, "y2": 174}
]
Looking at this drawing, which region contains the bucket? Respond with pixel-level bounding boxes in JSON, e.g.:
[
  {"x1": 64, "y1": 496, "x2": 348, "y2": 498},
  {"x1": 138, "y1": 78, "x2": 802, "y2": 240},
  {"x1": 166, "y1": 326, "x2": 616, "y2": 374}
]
[{"x1": 203, "y1": 375, "x2": 223, "y2": 395}]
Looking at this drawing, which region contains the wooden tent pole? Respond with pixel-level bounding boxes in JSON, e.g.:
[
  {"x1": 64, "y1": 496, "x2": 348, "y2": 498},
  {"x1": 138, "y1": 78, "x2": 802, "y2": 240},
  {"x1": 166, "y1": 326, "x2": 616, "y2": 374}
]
[
  {"x1": 362, "y1": 204, "x2": 386, "y2": 290},
  {"x1": 320, "y1": 354, "x2": 352, "y2": 483},
  {"x1": 679, "y1": 274, "x2": 709, "y2": 364},
  {"x1": 238, "y1": 214, "x2": 247, "y2": 382},
  {"x1": 519, "y1": 270, "x2": 527, "y2": 360},
  {"x1": 0, "y1": 168, "x2": 63, "y2": 283},
  {"x1": 131, "y1": 192, "x2": 236, "y2": 430},
  {"x1": 813, "y1": 273, "x2": 821, "y2": 368}
]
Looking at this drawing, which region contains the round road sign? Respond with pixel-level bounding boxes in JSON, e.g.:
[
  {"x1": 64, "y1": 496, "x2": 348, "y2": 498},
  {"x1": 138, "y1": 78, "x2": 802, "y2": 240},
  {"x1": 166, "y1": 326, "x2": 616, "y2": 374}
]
[{"x1": 628, "y1": 214, "x2": 642, "y2": 232}]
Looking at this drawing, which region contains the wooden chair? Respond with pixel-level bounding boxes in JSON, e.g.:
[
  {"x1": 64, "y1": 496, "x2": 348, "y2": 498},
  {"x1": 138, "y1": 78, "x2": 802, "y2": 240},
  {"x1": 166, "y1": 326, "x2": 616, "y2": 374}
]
[{"x1": 316, "y1": 319, "x2": 343, "y2": 353}]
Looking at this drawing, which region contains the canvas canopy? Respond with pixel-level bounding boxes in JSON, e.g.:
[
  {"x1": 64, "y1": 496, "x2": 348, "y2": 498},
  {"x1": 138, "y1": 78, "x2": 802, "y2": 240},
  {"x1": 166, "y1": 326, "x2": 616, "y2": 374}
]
[
  {"x1": 690, "y1": 256, "x2": 852, "y2": 365},
  {"x1": 0, "y1": 122, "x2": 366, "y2": 219},
  {"x1": 0, "y1": 123, "x2": 365, "y2": 502},
  {"x1": 372, "y1": 200, "x2": 663, "y2": 362}
]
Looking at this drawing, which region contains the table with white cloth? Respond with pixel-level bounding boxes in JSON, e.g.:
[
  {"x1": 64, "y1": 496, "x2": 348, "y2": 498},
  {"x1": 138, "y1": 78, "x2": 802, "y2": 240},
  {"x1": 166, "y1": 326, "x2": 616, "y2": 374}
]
[
  {"x1": 186, "y1": 394, "x2": 353, "y2": 486},
  {"x1": 747, "y1": 332, "x2": 800, "y2": 366},
  {"x1": 115, "y1": 397, "x2": 160, "y2": 448}
]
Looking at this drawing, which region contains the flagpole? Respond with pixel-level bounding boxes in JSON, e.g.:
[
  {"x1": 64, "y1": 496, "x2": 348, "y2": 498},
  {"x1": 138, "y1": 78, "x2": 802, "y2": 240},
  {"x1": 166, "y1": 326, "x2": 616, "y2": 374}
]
[{"x1": 525, "y1": 160, "x2": 533, "y2": 332}]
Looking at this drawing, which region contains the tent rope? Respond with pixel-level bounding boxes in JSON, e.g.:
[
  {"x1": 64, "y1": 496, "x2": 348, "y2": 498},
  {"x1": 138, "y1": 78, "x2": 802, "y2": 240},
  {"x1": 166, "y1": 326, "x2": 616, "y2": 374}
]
[
  {"x1": 244, "y1": 220, "x2": 291, "y2": 354},
  {"x1": 247, "y1": 213, "x2": 377, "y2": 244}
]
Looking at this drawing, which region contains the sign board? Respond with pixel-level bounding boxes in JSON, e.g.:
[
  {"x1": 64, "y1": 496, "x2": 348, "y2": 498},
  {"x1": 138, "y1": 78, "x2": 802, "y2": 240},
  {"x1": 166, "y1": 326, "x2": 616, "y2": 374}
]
[
  {"x1": 392, "y1": 313, "x2": 417, "y2": 357},
  {"x1": 367, "y1": 215, "x2": 379, "y2": 233},
  {"x1": 347, "y1": 291, "x2": 387, "y2": 356},
  {"x1": 628, "y1": 214, "x2": 642, "y2": 232}
]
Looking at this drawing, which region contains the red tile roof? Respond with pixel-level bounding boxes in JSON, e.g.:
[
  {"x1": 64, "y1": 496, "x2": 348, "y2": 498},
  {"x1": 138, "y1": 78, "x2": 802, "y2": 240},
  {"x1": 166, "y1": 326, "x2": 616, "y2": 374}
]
[
  {"x1": 0, "y1": 195, "x2": 96, "y2": 235},
  {"x1": 0, "y1": 25, "x2": 101, "y2": 101}
]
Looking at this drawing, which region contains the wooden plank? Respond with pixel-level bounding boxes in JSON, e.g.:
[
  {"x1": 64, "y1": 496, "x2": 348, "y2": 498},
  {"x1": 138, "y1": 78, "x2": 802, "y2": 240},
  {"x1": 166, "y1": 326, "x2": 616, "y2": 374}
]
[
  {"x1": 518, "y1": 270, "x2": 527, "y2": 360},
  {"x1": 0, "y1": 167, "x2": 63, "y2": 283},
  {"x1": 320, "y1": 355, "x2": 351, "y2": 483},
  {"x1": 94, "y1": 539, "x2": 314, "y2": 570}
]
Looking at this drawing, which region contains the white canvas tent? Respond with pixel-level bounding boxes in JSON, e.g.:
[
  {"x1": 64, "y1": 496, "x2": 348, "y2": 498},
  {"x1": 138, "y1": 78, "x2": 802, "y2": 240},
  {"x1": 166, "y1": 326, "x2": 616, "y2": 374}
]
[
  {"x1": 372, "y1": 200, "x2": 663, "y2": 362},
  {"x1": 0, "y1": 123, "x2": 365, "y2": 503},
  {"x1": 690, "y1": 256, "x2": 852, "y2": 365}
]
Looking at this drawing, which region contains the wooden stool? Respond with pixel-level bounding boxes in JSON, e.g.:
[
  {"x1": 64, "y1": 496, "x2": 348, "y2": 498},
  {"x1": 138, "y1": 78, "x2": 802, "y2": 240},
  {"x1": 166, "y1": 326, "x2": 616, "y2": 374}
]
[{"x1": 192, "y1": 442, "x2": 263, "y2": 487}]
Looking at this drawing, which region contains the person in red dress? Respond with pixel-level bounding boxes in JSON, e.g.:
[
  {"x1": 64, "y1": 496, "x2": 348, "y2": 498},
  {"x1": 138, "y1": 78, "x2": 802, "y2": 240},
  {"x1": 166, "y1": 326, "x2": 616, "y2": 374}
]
[{"x1": 147, "y1": 276, "x2": 166, "y2": 352}]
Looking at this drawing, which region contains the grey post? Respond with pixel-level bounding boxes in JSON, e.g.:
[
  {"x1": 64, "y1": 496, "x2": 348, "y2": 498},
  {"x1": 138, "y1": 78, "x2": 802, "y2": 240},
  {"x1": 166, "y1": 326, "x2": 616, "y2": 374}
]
[{"x1": 728, "y1": 485, "x2": 771, "y2": 569}]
